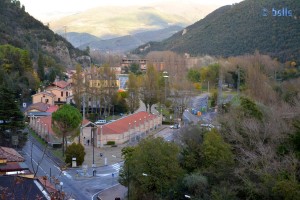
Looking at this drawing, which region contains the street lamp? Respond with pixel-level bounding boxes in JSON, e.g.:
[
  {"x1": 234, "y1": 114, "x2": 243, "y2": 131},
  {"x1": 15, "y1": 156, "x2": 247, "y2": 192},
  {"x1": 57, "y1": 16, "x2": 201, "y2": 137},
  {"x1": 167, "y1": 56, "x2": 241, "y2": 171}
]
[
  {"x1": 60, "y1": 181, "x2": 63, "y2": 191},
  {"x1": 185, "y1": 194, "x2": 191, "y2": 199},
  {"x1": 163, "y1": 71, "x2": 169, "y2": 105},
  {"x1": 91, "y1": 126, "x2": 97, "y2": 169},
  {"x1": 44, "y1": 123, "x2": 49, "y2": 143},
  {"x1": 128, "y1": 123, "x2": 131, "y2": 143}
]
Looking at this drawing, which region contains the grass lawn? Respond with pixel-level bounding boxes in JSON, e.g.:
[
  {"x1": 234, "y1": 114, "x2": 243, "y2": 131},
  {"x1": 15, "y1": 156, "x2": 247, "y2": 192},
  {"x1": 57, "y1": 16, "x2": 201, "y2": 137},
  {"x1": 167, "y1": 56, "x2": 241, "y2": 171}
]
[{"x1": 29, "y1": 128, "x2": 65, "y2": 161}]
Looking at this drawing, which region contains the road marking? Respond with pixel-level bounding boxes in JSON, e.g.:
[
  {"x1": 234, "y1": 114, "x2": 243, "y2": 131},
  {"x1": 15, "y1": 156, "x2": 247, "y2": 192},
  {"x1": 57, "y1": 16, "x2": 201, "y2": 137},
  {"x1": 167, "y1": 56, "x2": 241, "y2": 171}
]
[
  {"x1": 24, "y1": 151, "x2": 48, "y2": 176},
  {"x1": 112, "y1": 163, "x2": 121, "y2": 171},
  {"x1": 63, "y1": 171, "x2": 72, "y2": 179}
]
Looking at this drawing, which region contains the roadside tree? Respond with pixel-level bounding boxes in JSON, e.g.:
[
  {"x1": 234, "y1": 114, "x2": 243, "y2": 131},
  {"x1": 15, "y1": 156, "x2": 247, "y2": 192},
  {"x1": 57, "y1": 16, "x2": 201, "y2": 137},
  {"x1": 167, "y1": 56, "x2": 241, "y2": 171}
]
[
  {"x1": 119, "y1": 137, "x2": 183, "y2": 200},
  {"x1": 139, "y1": 65, "x2": 160, "y2": 113},
  {"x1": 52, "y1": 104, "x2": 82, "y2": 157},
  {"x1": 65, "y1": 143, "x2": 85, "y2": 166}
]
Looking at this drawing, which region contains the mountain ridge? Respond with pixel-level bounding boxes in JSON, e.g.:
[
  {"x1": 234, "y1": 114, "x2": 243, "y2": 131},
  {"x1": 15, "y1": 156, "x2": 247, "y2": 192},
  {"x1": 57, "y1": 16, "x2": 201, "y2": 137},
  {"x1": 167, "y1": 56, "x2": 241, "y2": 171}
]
[{"x1": 133, "y1": 0, "x2": 300, "y2": 63}]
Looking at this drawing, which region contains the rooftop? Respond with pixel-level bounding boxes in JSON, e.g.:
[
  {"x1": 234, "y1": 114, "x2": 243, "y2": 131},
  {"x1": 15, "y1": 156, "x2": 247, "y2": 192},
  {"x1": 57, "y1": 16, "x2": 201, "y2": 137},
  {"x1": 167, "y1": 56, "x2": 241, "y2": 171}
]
[{"x1": 0, "y1": 146, "x2": 24, "y2": 162}]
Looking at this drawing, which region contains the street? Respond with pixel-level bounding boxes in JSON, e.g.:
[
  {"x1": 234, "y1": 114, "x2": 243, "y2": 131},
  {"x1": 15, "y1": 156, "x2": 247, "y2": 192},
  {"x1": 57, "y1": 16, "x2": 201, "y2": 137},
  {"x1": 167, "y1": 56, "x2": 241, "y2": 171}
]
[{"x1": 22, "y1": 137, "x2": 121, "y2": 200}]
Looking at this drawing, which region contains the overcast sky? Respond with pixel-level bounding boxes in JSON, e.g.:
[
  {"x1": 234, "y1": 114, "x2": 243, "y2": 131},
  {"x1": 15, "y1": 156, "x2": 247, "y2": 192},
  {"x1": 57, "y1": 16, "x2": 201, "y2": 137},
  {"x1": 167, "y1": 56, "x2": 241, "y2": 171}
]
[{"x1": 21, "y1": 0, "x2": 244, "y2": 22}]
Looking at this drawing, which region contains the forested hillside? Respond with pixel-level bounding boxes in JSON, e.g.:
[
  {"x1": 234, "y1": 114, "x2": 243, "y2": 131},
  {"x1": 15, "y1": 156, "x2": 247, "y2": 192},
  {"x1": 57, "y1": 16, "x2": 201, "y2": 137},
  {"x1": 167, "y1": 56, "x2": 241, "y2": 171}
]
[
  {"x1": 134, "y1": 0, "x2": 300, "y2": 63},
  {"x1": 0, "y1": 0, "x2": 83, "y2": 67}
]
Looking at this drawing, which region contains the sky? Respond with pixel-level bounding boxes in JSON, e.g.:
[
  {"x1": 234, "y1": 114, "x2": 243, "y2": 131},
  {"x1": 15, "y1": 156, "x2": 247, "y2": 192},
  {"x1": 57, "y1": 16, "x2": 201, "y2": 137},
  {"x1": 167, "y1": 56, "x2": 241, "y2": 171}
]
[{"x1": 21, "y1": 0, "x2": 244, "y2": 22}]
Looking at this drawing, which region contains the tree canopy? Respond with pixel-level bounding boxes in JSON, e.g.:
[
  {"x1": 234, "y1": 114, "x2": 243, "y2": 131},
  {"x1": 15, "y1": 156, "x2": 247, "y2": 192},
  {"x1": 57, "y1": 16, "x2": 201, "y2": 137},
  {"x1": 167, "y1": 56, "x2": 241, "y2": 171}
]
[{"x1": 52, "y1": 104, "x2": 82, "y2": 156}]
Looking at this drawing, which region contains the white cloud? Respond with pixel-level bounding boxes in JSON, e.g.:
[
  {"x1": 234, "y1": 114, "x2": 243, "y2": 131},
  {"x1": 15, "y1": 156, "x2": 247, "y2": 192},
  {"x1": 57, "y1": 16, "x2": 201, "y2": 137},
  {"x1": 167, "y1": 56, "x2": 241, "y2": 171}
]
[{"x1": 20, "y1": 0, "x2": 243, "y2": 22}]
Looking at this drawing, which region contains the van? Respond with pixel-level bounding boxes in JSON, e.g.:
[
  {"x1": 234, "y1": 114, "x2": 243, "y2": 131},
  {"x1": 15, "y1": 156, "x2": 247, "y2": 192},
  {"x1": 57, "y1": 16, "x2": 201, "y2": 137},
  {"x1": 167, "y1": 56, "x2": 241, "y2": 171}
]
[{"x1": 95, "y1": 120, "x2": 107, "y2": 125}]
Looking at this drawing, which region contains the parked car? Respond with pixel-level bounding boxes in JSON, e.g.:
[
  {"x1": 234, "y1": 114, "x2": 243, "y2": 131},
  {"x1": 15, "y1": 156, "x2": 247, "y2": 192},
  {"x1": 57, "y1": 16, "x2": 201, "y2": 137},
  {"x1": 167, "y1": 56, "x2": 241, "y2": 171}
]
[
  {"x1": 170, "y1": 124, "x2": 180, "y2": 129},
  {"x1": 95, "y1": 119, "x2": 107, "y2": 125}
]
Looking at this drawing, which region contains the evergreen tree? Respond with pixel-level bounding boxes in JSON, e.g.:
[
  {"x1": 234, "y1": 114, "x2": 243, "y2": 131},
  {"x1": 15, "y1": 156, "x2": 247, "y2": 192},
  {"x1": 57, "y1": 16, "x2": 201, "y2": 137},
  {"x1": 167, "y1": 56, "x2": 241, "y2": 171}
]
[
  {"x1": 0, "y1": 86, "x2": 25, "y2": 147},
  {"x1": 37, "y1": 53, "x2": 45, "y2": 81}
]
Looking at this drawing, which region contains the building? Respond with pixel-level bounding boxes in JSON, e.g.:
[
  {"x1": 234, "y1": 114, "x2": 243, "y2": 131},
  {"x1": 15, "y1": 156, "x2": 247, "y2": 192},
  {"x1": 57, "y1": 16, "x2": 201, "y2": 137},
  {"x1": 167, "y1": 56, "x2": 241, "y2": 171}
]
[
  {"x1": 0, "y1": 176, "x2": 49, "y2": 200},
  {"x1": 121, "y1": 59, "x2": 147, "y2": 73},
  {"x1": 0, "y1": 146, "x2": 30, "y2": 176},
  {"x1": 32, "y1": 80, "x2": 73, "y2": 106},
  {"x1": 89, "y1": 111, "x2": 162, "y2": 147},
  {"x1": 25, "y1": 102, "x2": 59, "y2": 117}
]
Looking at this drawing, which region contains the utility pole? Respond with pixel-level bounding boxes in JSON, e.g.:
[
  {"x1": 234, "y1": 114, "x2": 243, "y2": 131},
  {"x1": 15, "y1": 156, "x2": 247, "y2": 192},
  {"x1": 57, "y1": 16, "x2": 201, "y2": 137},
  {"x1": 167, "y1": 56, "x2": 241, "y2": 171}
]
[
  {"x1": 217, "y1": 69, "x2": 223, "y2": 106},
  {"x1": 237, "y1": 66, "x2": 240, "y2": 96}
]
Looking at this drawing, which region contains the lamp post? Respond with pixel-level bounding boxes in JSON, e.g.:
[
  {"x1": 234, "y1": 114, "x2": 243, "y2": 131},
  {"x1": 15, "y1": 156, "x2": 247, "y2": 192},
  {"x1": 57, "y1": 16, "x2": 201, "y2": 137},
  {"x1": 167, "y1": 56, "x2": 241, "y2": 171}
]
[
  {"x1": 163, "y1": 71, "x2": 169, "y2": 105},
  {"x1": 91, "y1": 126, "x2": 97, "y2": 168},
  {"x1": 44, "y1": 123, "x2": 49, "y2": 143},
  {"x1": 60, "y1": 181, "x2": 63, "y2": 191},
  {"x1": 134, "y1": 121, "x2": 137, "y2": 141},
  {"x1": 128, "y1": 123, "x2": 131, "y2": 143}
]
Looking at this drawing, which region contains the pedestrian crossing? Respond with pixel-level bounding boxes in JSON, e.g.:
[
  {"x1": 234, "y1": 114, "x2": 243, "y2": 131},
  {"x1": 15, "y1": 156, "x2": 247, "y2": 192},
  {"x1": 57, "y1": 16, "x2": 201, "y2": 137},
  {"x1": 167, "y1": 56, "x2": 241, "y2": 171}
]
[{"x1": 112, "y1": 163, "x2": 121, "y2": 172}]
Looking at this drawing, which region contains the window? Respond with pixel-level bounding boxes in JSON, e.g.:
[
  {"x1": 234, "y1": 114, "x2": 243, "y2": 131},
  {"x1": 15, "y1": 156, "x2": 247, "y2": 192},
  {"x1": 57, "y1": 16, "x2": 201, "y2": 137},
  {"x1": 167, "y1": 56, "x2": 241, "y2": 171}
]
[
  {"x1": 45, "y1": 99, "x2": 49, "y2": 103},
  {"x1": 66, "y1": 92, "x2": 68, "y2": 97},
  {"x1": 61, "y1": 91, "x2": 63, "y2": 97}
]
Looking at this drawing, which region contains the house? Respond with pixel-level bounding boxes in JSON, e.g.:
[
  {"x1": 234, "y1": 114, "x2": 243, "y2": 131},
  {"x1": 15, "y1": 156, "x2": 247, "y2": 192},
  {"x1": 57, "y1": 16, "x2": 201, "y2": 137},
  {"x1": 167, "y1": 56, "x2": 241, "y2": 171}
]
[
  {"x1": 32, "y1": 80, "x2": 73, "y2": 106},
  {"x1": 32, "y1": 91, "x2": 56, "y2": 105},
  {"x1": 0, "y1": 175, "x2": 49, "y2": 200},
  {"x1": 25, "y1": 102, "x2": 59, "y2": 117},
  {"x1": 0, "y1": 146, "x2": 31, "y2": 176}
]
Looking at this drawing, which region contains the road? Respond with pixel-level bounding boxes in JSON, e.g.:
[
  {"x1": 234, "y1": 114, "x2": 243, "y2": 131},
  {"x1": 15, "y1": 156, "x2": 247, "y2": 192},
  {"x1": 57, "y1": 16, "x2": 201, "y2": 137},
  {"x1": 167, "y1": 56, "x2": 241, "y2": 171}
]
[{"x1": 22, "y1": 137, "x2": 121, "y2": 200}]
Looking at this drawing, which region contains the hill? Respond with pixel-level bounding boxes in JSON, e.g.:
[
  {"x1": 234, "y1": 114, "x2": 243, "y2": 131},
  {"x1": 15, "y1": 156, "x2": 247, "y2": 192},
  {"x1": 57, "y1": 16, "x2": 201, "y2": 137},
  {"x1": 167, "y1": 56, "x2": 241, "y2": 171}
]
[
  {"x1": 133, "y1": 0, "x2": 300, "y2": 63},
  {"x1": 49, "y1": 3, "x2": 218, "y2": 38},
  {"x1": 76, "y1": 25, "x2": 182, "y2": 53},
  {"x1": 0, "y1": 0, "x2": 84, "y2": 67}
]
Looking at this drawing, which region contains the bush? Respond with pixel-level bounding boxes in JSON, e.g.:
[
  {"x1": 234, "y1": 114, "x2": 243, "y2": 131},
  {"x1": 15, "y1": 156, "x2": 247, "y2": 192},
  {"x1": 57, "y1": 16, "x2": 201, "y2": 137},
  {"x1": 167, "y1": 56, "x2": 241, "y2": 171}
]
[
  {"x1": 65, "y1": 143, "x2": 85, "y2": 166},
  {"x1": 107, "y1": 141, "x2": 115, "y2": 145}
]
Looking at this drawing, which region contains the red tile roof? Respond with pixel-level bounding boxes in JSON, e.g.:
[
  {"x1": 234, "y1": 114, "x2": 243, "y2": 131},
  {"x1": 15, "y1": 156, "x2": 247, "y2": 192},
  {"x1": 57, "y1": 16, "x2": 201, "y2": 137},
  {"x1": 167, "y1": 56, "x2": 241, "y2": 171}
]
[
  {"x1": 25, "y1": 102, "x2": 50, "y2": 112},
  {"x1": 0, "y1": 147, "x2": 24, "y2": 162},
  {"x1": 98, "y1": 111, "x2": 157, "y2": 135},
  {"x1": 46, "y1": 105, "x2": 59, "y2": 113},
  {"x1": 32, "y1": 91, "x2": 56, "y2": 98},
  {"x1": 52, "y1": 81, "x2": 70, "y2": 89}
]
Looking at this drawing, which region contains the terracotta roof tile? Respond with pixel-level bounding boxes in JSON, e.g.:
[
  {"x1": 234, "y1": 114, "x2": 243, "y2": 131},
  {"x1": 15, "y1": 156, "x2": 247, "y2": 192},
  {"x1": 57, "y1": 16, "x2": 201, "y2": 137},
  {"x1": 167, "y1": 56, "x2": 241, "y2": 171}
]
[
  {"x1": 46, "y1": 105, "x2": 59, "y2": 113},
  {"x1": 52, "y1": 81, "x2": 70, "y2": 89},
  {"x1": 25, "y1": 102, "x2": 50, "y2": 112},
  {"x1": 0, "y1": 147, "x2": 24, "y2": 162},
  {"x1": 98, "y1": 111, "x2": 157, "y2": 135},
  {"x1": 32, "y1": 91, "x2": 56, "y2": 98}
]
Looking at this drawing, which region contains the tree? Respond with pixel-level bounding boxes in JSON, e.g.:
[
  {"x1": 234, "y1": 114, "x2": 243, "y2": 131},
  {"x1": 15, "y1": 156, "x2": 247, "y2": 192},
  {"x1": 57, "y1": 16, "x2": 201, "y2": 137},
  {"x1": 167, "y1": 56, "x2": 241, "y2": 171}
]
[
  {"x1": 72, "y1": 64, "x2": 84, "y2": 109},
  {"x1": 119, "y1": 137, "x2": 183, "y2": 200},
  {"x1": 52, "y1": 104, "x2": 82, "y2": 157},
  {"x1": 140, "y1": 65, "x2": 160, "y2": 113},
  {"x1": 129, "y1": 63, "x2": 141, "y2": 75},
  {"x1": 37, "y1": 53, "x2": 45, "y2": 81},
  {"x1": 239, "y1": 96, "x2": 263, "y2": 121},
  {"x1": 127, "y1": 73, "x2": 140, "y2": 113},
  {"x1": 0, "y1": 86, "x2": 25, "y2": 147},
  {"x1": 178, "y1": 126, "x2": 205, "y2": 173},
  {"x1": 65, "y1": 143, "x2": 85, "y2": 166},
  {"x1": 202, "y1": 129, "x2": 234, "y2": 170}
]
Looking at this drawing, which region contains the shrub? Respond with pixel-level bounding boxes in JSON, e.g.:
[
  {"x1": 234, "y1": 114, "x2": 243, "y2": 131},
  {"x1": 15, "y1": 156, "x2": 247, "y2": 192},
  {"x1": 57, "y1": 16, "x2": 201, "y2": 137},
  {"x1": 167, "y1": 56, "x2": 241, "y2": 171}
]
[
  {"x1": 107, "y1": 141, "x2": 115, "y2": 145},
  {"x1": 65, "y1": 143, "x2": 85, "y2": 166}
]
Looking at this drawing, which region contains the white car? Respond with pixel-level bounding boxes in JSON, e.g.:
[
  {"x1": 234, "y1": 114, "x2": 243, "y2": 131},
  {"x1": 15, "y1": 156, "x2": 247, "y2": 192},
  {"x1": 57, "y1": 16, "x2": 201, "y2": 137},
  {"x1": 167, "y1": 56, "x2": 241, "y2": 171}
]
[
  {"x1": 170, "y1": 124, "x2": 180, "y2": 129},
  {"x1": 95, "y1": 119, "x2": 107, "y2": 125}
]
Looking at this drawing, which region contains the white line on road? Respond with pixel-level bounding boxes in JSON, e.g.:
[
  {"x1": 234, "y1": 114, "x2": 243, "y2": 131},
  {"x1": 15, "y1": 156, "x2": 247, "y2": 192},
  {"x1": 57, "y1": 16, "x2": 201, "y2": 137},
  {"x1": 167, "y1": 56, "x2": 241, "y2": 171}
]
[
  {"x1": 24, "y1": 151, "x2": 48, "y2": 176},
  {"x1": 91, "y1": 183, "x2": 120, "y2": 200}
]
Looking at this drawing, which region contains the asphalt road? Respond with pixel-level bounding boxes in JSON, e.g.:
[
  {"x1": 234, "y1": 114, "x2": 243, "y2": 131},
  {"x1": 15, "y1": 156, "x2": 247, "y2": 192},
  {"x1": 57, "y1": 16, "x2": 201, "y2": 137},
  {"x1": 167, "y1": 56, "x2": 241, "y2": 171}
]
[{"x1": 22, "y1": 137, "x2": 120, "y2": 200}]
